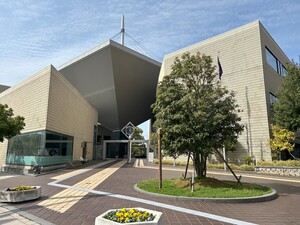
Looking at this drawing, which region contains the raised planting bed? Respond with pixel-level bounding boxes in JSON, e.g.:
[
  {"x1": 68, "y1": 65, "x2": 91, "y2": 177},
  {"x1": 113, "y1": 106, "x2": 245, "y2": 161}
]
[
  {"x1": 135, "y1": 178, "x2": 277, "y2": 203},
  {"x1": 0, "y1": 186, "x2": 41, "y2": 203},
  {"x1": 95, "y1": 207, "x2": 163, "y2": 225}
]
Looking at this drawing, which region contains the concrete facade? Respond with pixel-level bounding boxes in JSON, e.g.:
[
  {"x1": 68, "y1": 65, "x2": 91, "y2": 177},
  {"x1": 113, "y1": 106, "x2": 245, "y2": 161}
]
[
  {"x1": 159, "y1": 21, "x2": 290, "y2": 162},
  {"x1": 0, "y1": 65, "x2": 98, "y2": 167}
]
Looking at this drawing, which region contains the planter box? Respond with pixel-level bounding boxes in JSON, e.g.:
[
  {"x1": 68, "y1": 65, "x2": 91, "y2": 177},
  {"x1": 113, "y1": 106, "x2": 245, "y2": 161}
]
[
  {"x1": 0, "y1": 186, "x2": 41, "y2": 202},
  {"x1": 95, "y1": 207, "x2": 163, "y2": 225}
]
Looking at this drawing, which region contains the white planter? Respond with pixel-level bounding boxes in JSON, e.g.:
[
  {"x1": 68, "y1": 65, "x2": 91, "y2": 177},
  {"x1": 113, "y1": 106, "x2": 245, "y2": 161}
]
[
  {"x1": 95, "y1": 207, "x2": 163, "y2": 225},
  {"x1": 0, "y1": 186, "x2": 41, "y2": 203}
]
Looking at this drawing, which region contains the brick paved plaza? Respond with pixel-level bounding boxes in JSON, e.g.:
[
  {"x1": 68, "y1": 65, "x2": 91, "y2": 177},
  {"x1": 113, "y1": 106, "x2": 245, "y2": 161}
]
[{"x1": 0, "y1": 159, "x2": 299, "y2": 225}]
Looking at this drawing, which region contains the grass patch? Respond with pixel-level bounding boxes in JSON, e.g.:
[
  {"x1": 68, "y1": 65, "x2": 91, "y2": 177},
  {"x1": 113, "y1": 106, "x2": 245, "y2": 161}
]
[{"x1": 137, "y1": 178, "x2": 272, "y2": 198}]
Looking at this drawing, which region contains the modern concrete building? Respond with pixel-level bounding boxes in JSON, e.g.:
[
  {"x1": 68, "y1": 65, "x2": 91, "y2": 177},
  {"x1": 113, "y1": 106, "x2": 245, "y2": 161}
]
[
  {"x1": 58, "y1": 40, "x2": 160, "y2": 160},
  {"x1": 0, "y1": 40, "x2": 160, "y2": 171},
  {"x1": 0, "y1": 66, "x2": 98, "y2": 170},
  {"x1": 159, "y1": 20, "x2": 290, "y2": 162},
  {"x1": 0, "y1": 20, "x2": 293, "y2": 170}
]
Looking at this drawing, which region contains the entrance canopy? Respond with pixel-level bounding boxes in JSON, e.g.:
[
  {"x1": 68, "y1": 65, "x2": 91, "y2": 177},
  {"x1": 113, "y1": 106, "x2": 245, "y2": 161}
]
[{"x1": 58, "y1": 40, "x2": 161, "y2": 131}]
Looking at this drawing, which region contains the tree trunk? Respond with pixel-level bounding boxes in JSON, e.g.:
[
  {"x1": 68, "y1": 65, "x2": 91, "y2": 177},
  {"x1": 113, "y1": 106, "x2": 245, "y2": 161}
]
[{"x1": 193, "y1": 153, "x2": 207, "y2": 178}]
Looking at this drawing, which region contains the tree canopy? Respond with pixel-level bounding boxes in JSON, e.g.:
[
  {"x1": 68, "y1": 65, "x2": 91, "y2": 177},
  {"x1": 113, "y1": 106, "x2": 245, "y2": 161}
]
[
  {"x1": 152, "y1": 52, "x2": 243, "y2": 178},
  {"x1": 269, "y1": 125, "x2": 295, "y2": 159},
  {"x1": 274, "y1": 63, "x2": 300, "y2": 132},
  {"x1": 132, "y1": 127, "x2": 146, "y2": 157},
  {"x1": 0, "y1": 104, "x2": 25, "y2": 142}
]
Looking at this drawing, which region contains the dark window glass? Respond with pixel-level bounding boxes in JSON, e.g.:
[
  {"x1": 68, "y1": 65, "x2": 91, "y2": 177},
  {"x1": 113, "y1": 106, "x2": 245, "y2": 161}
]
[
  {"x1": 7, "y1": 130, "x2": 73, "y2": 166},
  {"x1": 282, "y1": 65, "x2": 287, "y2": 77},
  {"x1": 265, "y1": 47, "x2": 288, "y2": 77},
  {"x1": 269, "y1": 93, "x2": 278, "y2": 111},
  {"x1": 266, "y1": 48, "x2": 278, "y2": 72}
]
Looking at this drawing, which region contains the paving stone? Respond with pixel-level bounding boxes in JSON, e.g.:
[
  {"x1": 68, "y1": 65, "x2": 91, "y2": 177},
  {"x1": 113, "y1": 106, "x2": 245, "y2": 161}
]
[{"x1": 1, "y1": 160, "x2": 300, "y2": 224}]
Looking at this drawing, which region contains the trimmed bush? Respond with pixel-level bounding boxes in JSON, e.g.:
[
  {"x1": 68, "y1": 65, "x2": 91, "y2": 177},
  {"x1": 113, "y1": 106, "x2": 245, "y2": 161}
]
[
  {"x1": 257, "y1": 160, "x2": 300, "y2": 167},
  {"x1": 153, "y1": 159, "x2": 255, "y2": 171}
]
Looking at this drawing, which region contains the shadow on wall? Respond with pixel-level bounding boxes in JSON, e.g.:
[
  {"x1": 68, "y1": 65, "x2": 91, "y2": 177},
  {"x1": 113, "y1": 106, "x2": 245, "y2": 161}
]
[
  {"x1": 245, "y1": 86, "x2": 253, "y2": 156},
  {"x1": 226, "y1": 142, "x2": 249, "y2": 164}
]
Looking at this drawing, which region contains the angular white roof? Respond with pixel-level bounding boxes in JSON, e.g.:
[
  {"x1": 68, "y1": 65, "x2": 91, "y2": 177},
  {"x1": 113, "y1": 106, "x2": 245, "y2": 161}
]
[{"x1": 58, "y1": 40, "x2": 161, "y2": 130}]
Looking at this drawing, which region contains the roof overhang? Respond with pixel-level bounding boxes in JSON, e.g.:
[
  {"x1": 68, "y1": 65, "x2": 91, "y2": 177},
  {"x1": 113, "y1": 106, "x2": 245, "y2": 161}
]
[{"x1": 58, "y1": 40, "x2": 161, "y2": 130}]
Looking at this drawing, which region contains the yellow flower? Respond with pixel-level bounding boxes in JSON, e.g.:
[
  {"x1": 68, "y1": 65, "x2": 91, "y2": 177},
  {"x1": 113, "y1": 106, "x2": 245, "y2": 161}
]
[
  {"x1": 129, "y1": 208, "x2": 136, "y2": 214},
  {"x1": 116, "y1": 212, "x2": 123, "y2": 217}
]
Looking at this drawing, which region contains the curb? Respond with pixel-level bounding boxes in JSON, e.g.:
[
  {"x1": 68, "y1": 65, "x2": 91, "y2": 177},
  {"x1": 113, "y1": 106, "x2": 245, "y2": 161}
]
[{"x1": 134, "y1": 184, "x2": 278, "y2": 203}]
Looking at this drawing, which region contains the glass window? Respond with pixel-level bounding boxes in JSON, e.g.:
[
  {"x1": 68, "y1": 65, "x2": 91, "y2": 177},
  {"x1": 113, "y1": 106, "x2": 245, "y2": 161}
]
[
  {"x1": 269, "y1": 93, "x2": 278, "y2": 111},
  {"x1": 7, "y1": 131, "x2": 45, "y2": 157},
  {"x1": 6, "y1": 130, "x2": 73, "y2": 166},
  {"x1": 265, "y1": 47, "x2": 288, "y2": 77},
  {"x1": 266, "y1": 48, "x2": 278, "y2": 72},
  {"x1": 282, "y1": 65, "x2": 287, "y2": 77}
]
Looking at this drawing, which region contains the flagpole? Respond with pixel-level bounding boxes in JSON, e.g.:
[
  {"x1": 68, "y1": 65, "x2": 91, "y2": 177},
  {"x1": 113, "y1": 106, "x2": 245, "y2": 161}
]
[{"x1": 217, "y1": 53, "x2": 226, "y2": 170}]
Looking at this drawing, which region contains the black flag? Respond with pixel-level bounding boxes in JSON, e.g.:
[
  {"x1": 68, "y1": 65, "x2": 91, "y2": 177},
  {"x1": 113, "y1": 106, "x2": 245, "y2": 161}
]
[{"x1": 218, "y1": 57, "x2": 223, "y2": 80}]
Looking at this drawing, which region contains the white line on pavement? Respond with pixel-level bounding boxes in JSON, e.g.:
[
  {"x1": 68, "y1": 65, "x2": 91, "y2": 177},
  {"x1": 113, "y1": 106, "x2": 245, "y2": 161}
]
[{"x1": 48, "y1": 160, "x2": 258, "y2": 225}]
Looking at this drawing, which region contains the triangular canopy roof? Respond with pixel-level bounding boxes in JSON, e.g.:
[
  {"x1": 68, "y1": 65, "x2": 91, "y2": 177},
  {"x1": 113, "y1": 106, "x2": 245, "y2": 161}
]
[{"x1": 58, "y1": 40, "x2": 161, "y2": 131}]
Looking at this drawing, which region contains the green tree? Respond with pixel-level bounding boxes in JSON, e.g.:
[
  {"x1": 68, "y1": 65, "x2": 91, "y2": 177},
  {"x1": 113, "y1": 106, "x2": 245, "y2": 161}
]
[
  {"x1": 0, "y1": 104, "x2": 25, "y2": 142},
  {"x1": 274, "y1": 63, "x2": 300, "y2": 132},
  {"x1": 269, "y1": 125, "x2": 295, "y2": 159},
  {"x1": 150, "y1": 132, "x2": 158, "y2": 152},
  {"x1": 132, "y1": 127, "x2": 144, "y2": 140},
  {"x1": 152, "y1": 52, "x2": 243, "y2": 178},
  {"x1": 132, "y1": 127, "x2": 146, "y2": 157}
]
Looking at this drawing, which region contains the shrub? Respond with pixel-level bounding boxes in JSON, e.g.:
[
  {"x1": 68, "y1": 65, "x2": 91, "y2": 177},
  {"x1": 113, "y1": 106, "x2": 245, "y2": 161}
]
[
  {"x1": 257, "y1": 160, "x2": 300, "y2": 167},
  {"x1": 153, "y1": 159, "x2": 193, "y2": 166},
  {"x1": 239, "y1": 164, "x2": 255, "y2": 171},
  {"x1": 153, "y1": 160, "x2": 255, "y2": 171},
  {"x1": 207, "y1": 163, "x2": 224, "y2": 169},
  {"x1": 241, "y1": 155, "x2": 255, "y2": 165}
]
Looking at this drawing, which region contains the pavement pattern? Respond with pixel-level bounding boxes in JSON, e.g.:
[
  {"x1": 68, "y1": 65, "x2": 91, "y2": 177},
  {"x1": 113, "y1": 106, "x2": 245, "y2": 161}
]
[{"x1": 0, "y1": 159, "x2": 299, "y2": 225}]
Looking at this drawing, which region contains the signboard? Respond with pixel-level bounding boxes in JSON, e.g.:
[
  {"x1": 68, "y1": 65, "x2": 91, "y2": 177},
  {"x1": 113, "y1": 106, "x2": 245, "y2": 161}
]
[
  {"x1": 121, "y1": 122, "x2": 135, "y2": 139},
  {"x1": 148, "y1": 152, "x2": 154, "y2": 163}
]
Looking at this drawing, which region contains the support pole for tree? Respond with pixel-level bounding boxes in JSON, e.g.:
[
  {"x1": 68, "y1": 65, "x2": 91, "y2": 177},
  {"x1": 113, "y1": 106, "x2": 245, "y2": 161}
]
[
  {"x1": 215, "y1": 149, "x2": 242, "y2": 183},
  {"x1": 157, "y1": 128, "x2": 163, "y2": 190},
  {"x1": 184, "y1": 151, "x2": 190, "y2": 179},
  {"x1": 223, "y1": 146, "x2": 227, "y2": 171}
]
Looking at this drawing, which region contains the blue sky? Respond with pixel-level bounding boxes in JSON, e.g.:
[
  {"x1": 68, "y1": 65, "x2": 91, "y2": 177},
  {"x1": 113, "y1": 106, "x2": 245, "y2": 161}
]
[{"x1": 0, "y1": 0, "x2": 299, "y2": 137}]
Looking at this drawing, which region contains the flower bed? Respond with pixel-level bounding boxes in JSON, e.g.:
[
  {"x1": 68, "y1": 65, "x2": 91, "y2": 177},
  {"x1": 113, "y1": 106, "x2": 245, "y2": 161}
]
[
  {"x1": 95, "y1": 207, "x2": 163, "y2": 225},
  {"x1": 0, "y1": 186, "x2": 41, "y2": 202}
]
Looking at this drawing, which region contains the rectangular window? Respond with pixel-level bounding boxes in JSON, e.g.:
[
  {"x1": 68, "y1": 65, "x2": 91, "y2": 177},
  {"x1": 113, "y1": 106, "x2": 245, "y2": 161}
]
[
  {"x1": 265, "y1": 47, "x2": 287, "y2": 77},
  {"x1": 6, "y1": 130, "x2": 73, "y2": 166},
  {"x1": 269, "y1": 92, "x2": 278, "y2": 111},
  {"x1": 266, "y1": 48, "x2": 278, "y2": 72}
]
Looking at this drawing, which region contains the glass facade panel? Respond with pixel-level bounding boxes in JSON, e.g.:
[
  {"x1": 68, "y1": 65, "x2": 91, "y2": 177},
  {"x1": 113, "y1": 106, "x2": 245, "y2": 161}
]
[
  {"x1": 266, "y1": 48, "x2": 278, "y2": 72},
  {"x1": 269, "y1": 92, "x2": 278, "y2": 111},
  {"x1": 6, "y1": 130, "x2": 73, "y2": 166},
  {"x1": 265, "y1": 47, "x2": 287, "y2": 77},
  {"x1": 281, "y1": 65, "x2": 287, "y2": 77}
]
